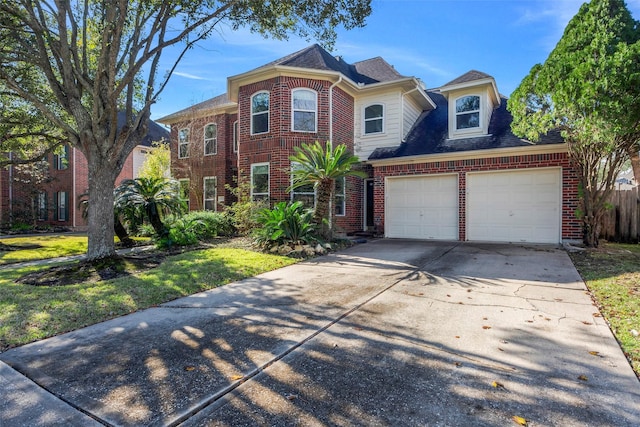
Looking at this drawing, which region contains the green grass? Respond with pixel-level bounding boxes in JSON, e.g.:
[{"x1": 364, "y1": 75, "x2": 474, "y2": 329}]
[
  {"x1": 0, "y1": 235, "x2": 89, "y2": 264},
  {"x1": 569, "y1": 243, "x2": 640, "y2": 377},
  {"x1": 0, "y1": 247, "x2": 297, "y2": 351},
  {"x1": 0, "y1": 234, "x2": 150, "y2": 265}
]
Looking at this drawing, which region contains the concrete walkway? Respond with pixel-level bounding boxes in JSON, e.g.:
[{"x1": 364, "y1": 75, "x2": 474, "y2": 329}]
[{"x1": 1, "y1": 240, "x2": 639, "y2": 426}]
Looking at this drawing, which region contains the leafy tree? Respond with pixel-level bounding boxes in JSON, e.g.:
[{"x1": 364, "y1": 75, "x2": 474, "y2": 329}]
[
  {"x1": 0, "y1": 0, "x2": 372, "y2": 260},
  {"x1": 508, "y1": 0, "x2": 640, "y2": 247},
  {"x1": 114, "y1": 177, "x2": 185, "y2": 238},
  {"x1": 289, "y1": 141, "x2": 366, "y2": 240},
  {"x1": 138, "y1": 141, "x2": 171, "y2": 180}
]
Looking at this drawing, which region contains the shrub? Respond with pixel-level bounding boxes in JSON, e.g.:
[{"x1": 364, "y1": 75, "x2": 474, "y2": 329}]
[
  {"x1": 253, "y1": 201, "x2": 317, "y2": 249},
  {"x1": 225, "y1": 178, "x2": 267, "y2": 235},
  {"x1": 182, "y1": 210, "x2": 235, "y2": 238},
  {"x1": 157, "y1": 217, "x2": 203, "y2": 248}
]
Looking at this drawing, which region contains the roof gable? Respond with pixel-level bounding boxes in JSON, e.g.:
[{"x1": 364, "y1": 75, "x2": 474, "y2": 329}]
[{"x1": 442, "y1": 70, "x2": 492, "y2": 87}]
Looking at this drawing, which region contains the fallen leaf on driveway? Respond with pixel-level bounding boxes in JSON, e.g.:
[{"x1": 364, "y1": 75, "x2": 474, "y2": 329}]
[
  {"x1": 185, "y1": 366, "x2": 196, "y2": 371},
  {"x1": 582, "y1": 321, "x2": 593, "y2": 325},
  {"x1": 512, "y1": 415, "x2": 528, "y2": 425},
  {"x1": 482, "y1": 325, "x2": 492, "y2": 329},
  {"x1": 593, "y1": 312, "x2": 601, "y2": 317},
  {"x1": 578, "y1": 375, "x2": 588, "y2": 381},
  {"x1": 454, "y1": 362, "x2": 462, "y2": 367},
  {"x1": 588, "y1": 351, "x2": 600, "y2": 356},
  {"x1": 491, "y1": 381, "x2": 505, "y2": 389},
  {"x1": 231, "y1": 374, "x2": 244, "y2": 380}
]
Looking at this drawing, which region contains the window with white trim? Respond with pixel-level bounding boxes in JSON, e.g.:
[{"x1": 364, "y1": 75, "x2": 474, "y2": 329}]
[
  {"x1": 204, "y1": 123, "x2": 217, "y2": 155},
  {"x1": 36, "y1": 192, "x2": 47, "y2": 221},
  {"x1": 290, "y1": 162, "x2": 315, "y2": 208},
  {"x1": 364, "y1": 104, "x2": 384, "y2": 135},
  {"x1": 334, "y1": 177, "x2": 346, "y2": 216},
  {"x1": 251, "y1": 163, "x2": 269, "y2": 201},
  {"x1": 203, "y1": 177, "x2": 217, "y2": 211},
  {"x1": 54, "y1": 145, "x2": 69, "y2": 170},
  {"x1": 179, "y1": 179, "x2": 190, "y2": 210},
  {"x1": 55, "y1": 191, "x2": 68, "y2": 222},
  {"x1": 233, "y1": 120, "x2": 239, "y2": 153},
  {"x1": 292, "y1": 89, "x2": 317, "y2": 132},
  {"x1": 455, "y1": 95, "x2": 480, "y2": 130},
  {"x1": 251, "y1": 92, "x2": 269, "y2": 135},
  {"x1": 178, "y1": 128, "x2": 189, "y2": 158}
]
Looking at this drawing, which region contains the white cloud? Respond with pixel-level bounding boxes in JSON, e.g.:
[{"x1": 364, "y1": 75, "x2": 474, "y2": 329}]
[{"x1": 172, "y1": 71, "x2": 207, "y2": 80}]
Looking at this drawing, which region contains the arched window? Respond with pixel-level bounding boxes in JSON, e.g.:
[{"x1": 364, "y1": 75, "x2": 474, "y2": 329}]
[
  {"x1": 292, "y1": 88, "x2": 317, "y2": 132},
  {"x1": 204, "y1": 123, "x2": 217, "y2": 155},
  {"x1": 364, "y1": 104, "x2": 384, "y2": 134},
  {"x1": 455, "y1": 95, "x2": 480, "y2": 130},
  {"x1": 251, "y1": 91, "x2": 269, "y2": 135}
]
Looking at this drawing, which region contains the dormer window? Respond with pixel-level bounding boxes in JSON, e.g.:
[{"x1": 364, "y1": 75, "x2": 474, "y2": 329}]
[
  {"x1": 364, "y1": 104, "x2": 384, "y2": 135},
  {"x1": 455, "y1": 95, "x2": 480, "y2": 130}
]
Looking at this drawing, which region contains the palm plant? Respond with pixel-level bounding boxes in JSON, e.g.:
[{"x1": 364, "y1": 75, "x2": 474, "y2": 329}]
[
  {"x1": 114, "y1": 177, "x2": 186, "y2": 238},
  {"x1": 289, "y1": 141, "x2": 366, "y2": 240}
]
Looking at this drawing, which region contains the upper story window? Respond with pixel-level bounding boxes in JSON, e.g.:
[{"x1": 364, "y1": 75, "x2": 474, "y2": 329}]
[
  {"x1": 178, "y1": 128, "x2": 189, "y2": 158},
  {"x1": 364, "y1": 104, "x2": 384, "y2": 135},
  {"x1": 251, "y1": 91, "x2": 269, "y2": 135},
  {"x1": 455, "y1": 95, "x2": 480, "y2": 130},
  {"x1": 54, "y1": 145, "x2": 69, "y2": 170},
  {"x1": 292, "y1": 89, "x2": 317, "y2": 132},
  {"x1": 204, "y1": 123, "x2": 217, "y2": 155}
]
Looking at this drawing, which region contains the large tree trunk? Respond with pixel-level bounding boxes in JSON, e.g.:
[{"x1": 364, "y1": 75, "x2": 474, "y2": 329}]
[{"x1": 86, "y1": 152, "x2": 119, "y2": 260}]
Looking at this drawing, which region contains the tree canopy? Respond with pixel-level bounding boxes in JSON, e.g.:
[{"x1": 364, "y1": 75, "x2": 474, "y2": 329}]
[
  {"x1": 0, "y1": 0, "x2": 372, "y2": 259},
  {"x1": 507, "y1": 0, "x2": 640, "y2": 246}
]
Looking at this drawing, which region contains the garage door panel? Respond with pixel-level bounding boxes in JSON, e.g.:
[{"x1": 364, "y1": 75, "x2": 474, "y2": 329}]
[
  {"x1": 467, "y1": 169, "x2": 561, "y2": 244},
  {"x1": 386, "y1": 175, "x2": 458, "y2": 240}
]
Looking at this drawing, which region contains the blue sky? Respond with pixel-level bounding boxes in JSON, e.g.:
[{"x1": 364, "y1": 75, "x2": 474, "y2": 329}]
[{"x1": 152, "y1": 0, "x2": 640, "y2": 120}]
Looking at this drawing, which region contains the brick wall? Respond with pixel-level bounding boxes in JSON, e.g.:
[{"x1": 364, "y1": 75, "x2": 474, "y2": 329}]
[
  {"x1": 170, "y1": 112, "x2": 238, "y2": 211},
  {"x1": 373, "y1": 151, "x2": 582, "y2": 241},
  {"x1": 235, "y1": 76, "x2": 362, "y2": 233}
]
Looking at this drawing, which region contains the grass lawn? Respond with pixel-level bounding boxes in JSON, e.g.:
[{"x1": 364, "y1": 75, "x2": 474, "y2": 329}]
[
  {"x1": 569, "y1": 243, "x2": 640, "y2": 377},
  {"x1": 0, "y1": 234, "x2": 149, "y2": 265},
  {"x1": 0, "y1": 244, "x2": 296, "y2": 351}
]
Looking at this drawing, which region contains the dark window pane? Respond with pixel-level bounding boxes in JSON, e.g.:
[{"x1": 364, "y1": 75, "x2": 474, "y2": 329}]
[
  {"x1": 365, "y1": 104, "x2": 383, "y2": 119},
  {"x1": 456, "y1": 96, "x2": 480, "y2": 113},
  {"x1": 252, "y1": 112, "x2": 268, "y2": 134},
  {"x1": 365, "y1": 119, "x2": 383, "y2": 134},
  {"x1": 456, "y1": 112, "x2": 480, "y2": 129},
  {"x1": 294, "y1": 111, "x2": 315, "y2": 132}
]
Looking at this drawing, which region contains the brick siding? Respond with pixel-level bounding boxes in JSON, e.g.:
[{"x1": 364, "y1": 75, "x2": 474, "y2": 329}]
[{"x1": 373, "y1": 152, "x2": 582, "y2": 241}]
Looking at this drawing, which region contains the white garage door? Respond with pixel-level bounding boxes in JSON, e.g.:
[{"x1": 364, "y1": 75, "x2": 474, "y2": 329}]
[
  {"x1": 467, "y1": 168, "x2": 561, "y2": 243},
  {"x1": 386, "y1": 175, "x2": 458, "y2": 240}
]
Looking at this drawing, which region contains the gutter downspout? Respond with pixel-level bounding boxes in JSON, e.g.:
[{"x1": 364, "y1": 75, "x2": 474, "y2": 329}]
[{"x1": 328, "y1": 75, "x2": 343, "y2": 146}]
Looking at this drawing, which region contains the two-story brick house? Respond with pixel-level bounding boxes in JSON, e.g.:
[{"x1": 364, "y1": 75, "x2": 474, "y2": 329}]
[
  {"x1": 0, "y1": 113, "x2": 169, "y2": 229},
  {"x1": 159, "y1": 45, "x2": 582, "y2": 244}
]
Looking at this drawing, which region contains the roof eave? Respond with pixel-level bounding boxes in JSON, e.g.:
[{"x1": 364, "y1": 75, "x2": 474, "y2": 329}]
[
  {"x1": 157, "y1": 102, "x2": 237, "y2": 125},
  {"x1": 366, "y1": 142, "x2": 568, "y2": 167}
]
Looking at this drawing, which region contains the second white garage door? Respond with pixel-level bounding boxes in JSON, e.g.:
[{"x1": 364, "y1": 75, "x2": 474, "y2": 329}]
[
  {"x1": 386, "y1": 174, "x2": 458, "y2": 240},
  {"x1": 467, "y1": 168, "x2": 561, "y2": 243}
]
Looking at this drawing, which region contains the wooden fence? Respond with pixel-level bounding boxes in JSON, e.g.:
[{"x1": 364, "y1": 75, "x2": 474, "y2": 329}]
[{"x1": 601, "y1": 186, "x2": 640, "y2": 243}]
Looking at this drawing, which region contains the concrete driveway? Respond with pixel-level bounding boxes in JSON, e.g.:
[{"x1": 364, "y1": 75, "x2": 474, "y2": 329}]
[{"x1": 1, "y1": 240, "x2": 639, "y2": 426}]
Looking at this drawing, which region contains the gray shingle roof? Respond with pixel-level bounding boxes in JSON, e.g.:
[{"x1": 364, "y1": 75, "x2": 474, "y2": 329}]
[
  {"x1": 368, "y1": 91, "x2": 563, "y2": 161},
  {"x1": 157, "y1": 93, "x2": 230, "y2": 124},
  {"x1": 442, "y1": 70, "x2": 493, "y2": 87},
  {"x1": 117, "y1": 111, "x2": 169, "y2": 147},
  {"x1": 250, "y1": 44, "x2": 404, "y2": 85}
]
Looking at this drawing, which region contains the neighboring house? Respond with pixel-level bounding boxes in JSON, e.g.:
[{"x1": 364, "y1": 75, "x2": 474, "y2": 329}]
[
  {"x1": 159, "y1": 44, "x2": 582, "y2": 244},
  {"x1": 0, "y1": 113, "x2": 169, "y2": 229}
]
